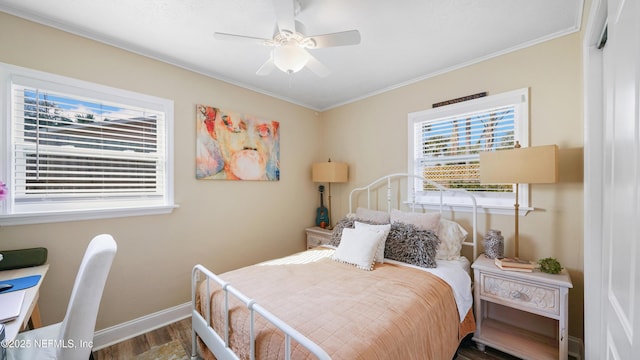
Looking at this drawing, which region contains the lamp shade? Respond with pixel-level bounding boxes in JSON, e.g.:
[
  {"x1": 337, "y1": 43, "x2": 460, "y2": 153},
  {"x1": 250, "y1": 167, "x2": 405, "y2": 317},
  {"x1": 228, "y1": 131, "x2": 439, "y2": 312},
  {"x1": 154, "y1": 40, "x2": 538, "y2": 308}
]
[
  {"x1": 312, "y1": 162, "x2": 348, "y2": 183},
  {"x1": 480, "y1": 144, "x2": 558, "y2": 184}
]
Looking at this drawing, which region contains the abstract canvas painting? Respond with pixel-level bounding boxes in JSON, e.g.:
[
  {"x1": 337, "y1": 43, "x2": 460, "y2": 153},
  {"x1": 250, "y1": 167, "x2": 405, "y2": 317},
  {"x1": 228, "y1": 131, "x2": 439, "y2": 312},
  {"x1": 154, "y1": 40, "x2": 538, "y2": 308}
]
[{"x1": 196, "y1": 104, "x2": 280, "y2": 180}]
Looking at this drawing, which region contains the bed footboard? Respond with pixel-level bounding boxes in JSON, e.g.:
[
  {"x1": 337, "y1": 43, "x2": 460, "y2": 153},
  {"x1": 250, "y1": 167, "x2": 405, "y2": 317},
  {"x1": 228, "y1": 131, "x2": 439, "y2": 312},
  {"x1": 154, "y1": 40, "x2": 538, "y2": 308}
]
[{"x1": 191, "y1": 264, "x2": 331, "y2": 360}]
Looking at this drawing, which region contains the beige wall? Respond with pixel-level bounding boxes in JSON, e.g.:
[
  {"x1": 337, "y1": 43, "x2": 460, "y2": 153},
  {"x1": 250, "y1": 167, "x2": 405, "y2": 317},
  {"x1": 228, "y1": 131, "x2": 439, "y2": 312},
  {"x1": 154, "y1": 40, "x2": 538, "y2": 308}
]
[
  {"x1": 0, "y1": 13, "x2": 322, "y2": 329},
  {"x1": 0, "y1": 10, "x2": 585, "y2": 342},
  {"x1": 321, "y1": 33, "x2": 584, "y2": 339}
]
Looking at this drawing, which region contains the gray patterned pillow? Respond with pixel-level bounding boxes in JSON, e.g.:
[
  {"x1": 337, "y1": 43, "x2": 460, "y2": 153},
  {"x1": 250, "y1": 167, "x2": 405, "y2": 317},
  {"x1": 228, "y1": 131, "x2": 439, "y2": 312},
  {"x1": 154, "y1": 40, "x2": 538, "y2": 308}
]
[
  {"x1": 384, "y1": 222, "x2": 440, "y2": 268},
  {"x1": 330, "y1": 217, "x2": 387, "y2": 247}
]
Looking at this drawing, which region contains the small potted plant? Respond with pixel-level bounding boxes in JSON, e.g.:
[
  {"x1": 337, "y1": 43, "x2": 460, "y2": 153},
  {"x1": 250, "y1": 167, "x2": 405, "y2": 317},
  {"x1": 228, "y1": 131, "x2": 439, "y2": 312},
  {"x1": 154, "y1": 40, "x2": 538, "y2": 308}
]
[{"x1": 537, "y1": 257, "x2": 562, "y2": 274}]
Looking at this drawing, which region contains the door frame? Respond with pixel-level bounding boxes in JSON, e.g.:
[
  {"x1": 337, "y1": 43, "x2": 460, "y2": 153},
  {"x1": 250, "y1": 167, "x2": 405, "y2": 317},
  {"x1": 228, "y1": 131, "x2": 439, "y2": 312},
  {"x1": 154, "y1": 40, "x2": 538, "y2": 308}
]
[{"x1": 583, "y1": 0, "x2": 607, "y2": 358}]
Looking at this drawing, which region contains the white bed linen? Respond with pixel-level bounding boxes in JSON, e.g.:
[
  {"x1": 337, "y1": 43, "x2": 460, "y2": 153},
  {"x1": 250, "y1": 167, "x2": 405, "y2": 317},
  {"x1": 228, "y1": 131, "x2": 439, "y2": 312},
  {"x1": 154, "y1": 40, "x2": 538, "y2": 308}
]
[{"x1": 318, "y1": 245, "x2": 473, "y2": 323}]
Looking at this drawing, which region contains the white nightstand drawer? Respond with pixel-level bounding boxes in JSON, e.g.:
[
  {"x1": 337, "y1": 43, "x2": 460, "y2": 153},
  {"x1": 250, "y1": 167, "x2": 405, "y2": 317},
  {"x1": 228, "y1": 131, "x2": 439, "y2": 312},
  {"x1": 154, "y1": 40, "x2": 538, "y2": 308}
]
[
  {"x1": 305, "y1": 227, "x2": 333, "y2": 249},
  {"x1": 480, "y1": 272, "x2": 560, "y2": 317},
  {"x1": 307, "y1": 233, "x2": 329, "y2": 247}
]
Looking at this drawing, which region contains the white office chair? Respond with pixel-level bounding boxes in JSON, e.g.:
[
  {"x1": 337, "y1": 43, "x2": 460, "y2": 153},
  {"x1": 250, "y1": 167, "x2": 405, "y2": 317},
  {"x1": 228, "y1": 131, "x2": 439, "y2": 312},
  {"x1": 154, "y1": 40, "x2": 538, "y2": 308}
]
[{"x1": 6, "y1": 234, "x2": 117, "y2": 360}]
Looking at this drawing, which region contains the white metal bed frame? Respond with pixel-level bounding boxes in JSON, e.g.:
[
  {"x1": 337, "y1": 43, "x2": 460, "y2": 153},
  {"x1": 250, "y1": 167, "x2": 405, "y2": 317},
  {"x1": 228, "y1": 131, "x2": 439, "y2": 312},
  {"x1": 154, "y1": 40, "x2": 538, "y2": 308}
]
[
  {"x1": 348, "y1": 172, "x2": 478, "y2": 260},
  {"x1": 191, "y1": 264, "x2": 331, "y2": 360},
  {"x1": 191, "y1": 173, "x2": 478, "y2": 360}
]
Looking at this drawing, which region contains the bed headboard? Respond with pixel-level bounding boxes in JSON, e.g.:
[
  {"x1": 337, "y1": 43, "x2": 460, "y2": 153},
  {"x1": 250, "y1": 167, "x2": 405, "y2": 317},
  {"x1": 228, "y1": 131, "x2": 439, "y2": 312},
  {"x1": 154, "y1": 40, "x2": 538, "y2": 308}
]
[{"x1": 348, "y1": 173, "x2": 478, "y2": 261}]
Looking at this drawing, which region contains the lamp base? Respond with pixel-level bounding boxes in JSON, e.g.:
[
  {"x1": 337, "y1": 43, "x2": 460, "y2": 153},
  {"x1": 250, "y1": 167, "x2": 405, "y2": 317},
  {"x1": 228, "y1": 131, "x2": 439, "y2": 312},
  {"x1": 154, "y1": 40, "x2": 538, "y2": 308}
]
[
  {"x1": 327, "y1": 182, "x2": 333, "y2": 230},
  {"x1": 514, "y1": 183, "x2": 520, "y2": 259}
]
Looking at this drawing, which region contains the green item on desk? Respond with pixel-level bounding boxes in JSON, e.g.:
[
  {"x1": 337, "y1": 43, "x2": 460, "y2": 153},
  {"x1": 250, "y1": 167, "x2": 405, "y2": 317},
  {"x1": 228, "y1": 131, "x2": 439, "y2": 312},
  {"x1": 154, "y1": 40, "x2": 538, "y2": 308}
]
[{"x1": 0, "y1": 247, "x2": 47, "y2": 270}]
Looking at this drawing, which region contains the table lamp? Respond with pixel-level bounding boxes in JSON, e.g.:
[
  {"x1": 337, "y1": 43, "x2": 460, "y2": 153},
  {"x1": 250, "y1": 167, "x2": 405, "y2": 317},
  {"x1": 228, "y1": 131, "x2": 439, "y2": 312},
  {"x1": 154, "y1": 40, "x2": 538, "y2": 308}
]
[
  {"x1": 312, "y1": 160, "x2": 348, "y2": 229},
  {"x1": 479, "y1": 142, "x2": 558, "y2": 258}
]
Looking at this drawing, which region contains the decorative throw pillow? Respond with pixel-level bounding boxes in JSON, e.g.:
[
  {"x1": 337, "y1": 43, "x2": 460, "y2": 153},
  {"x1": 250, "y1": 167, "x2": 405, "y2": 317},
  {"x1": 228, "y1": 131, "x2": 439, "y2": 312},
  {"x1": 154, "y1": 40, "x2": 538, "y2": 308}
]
[
  {"x1": 330, "y1": 217, "x2": 356, "y2": 247},
  {"x1": 354, "y1": 221, "x2": 391, "y2": 263},
  {"x1": 384, "y1": 222, "x2": 440, "y2": 268},
  {"x1": 355, "y1": 207, "x2": 391, "y2": 224},
  {"x1": 436, "y1": 219, "x2": 469, "y2": 260},
  {"x1": 330, "y1": 217, "x2": 388, "y2": 247},
  {"x1": 390, "y1": 209, "x2": 441, "y2": 232},
  {"x1": 332, "y1": 227, "x2": 386, "y2": 271}
]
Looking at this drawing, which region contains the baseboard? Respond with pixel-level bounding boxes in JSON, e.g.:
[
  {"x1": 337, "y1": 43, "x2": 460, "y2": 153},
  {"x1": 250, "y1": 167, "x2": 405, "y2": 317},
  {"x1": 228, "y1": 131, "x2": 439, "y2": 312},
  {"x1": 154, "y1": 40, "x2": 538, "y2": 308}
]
[
  {"x1": 569, "y1": 335, "x2": 585, "y2": 360},
  {"x1": 92, "y1": 302, "x2": 191, "y2": 350}
]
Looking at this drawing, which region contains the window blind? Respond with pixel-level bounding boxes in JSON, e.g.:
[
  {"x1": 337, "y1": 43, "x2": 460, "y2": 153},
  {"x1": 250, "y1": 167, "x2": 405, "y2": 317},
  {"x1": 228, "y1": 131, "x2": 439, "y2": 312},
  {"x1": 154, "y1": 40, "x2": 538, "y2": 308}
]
[
  {"x1": 12, "y1": 85, "x2": 165, "y2": 203},
  {"x1": 413, "y1": 105, "x2": 515, "y2": 192}
]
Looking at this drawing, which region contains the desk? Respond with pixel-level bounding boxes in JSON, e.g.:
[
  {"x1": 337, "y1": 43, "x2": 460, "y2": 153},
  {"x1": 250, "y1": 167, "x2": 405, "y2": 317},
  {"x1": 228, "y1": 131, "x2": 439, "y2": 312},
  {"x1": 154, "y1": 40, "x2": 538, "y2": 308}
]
[{"x1": 0, "y1": 264, "x2": 49, "y2": 341}]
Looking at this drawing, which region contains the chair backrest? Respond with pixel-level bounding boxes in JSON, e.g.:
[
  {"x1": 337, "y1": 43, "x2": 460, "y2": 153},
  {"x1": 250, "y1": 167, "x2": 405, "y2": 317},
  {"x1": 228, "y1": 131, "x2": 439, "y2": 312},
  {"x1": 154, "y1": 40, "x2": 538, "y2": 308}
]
[{"x1": 57, "y1": 234, "x2": 117, "y2": 360}]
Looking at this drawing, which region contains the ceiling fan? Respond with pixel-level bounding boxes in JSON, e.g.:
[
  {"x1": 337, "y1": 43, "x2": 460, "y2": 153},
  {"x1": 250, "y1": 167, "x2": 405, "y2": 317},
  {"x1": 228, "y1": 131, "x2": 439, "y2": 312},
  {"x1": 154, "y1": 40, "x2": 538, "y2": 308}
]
[{"x1": 214, "y1": 0, "x2": 361, "y2": 77}]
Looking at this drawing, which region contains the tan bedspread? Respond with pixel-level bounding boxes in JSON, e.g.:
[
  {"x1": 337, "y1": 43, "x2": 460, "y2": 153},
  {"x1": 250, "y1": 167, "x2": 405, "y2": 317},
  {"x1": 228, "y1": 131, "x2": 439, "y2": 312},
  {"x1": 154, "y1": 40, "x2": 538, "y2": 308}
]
[{"x1": 197, "y1": 248, "x2": 475, "y2": 360}]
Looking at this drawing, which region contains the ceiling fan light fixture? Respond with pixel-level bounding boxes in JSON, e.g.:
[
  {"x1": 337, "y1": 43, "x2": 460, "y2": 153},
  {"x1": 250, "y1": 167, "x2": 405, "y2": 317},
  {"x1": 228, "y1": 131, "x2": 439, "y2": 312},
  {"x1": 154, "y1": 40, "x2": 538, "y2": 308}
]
[
  {"x1": 273, "y1": 44, "x2": 310, "y2": 73},
  {"x1": 214, "y1": 1, "x2": 360, "y2": 77}
]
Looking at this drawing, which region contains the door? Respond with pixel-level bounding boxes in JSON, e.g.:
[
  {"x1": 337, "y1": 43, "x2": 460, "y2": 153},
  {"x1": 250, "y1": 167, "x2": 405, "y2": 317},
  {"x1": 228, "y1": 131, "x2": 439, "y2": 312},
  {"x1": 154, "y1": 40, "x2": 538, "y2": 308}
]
[{"x1": 600, "y1": 0, "x2": 640, "y2": 358}]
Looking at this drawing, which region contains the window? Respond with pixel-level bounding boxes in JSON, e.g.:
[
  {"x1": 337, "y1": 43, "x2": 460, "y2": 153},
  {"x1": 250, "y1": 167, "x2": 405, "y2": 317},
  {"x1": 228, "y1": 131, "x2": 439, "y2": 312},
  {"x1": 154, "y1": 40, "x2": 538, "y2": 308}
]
[
  {"x1": 0, "y1": 63, "x2": 175, "y2": 225},
  {"x1": 408, "y1": 88, "x2": 529, "y2": 211}
]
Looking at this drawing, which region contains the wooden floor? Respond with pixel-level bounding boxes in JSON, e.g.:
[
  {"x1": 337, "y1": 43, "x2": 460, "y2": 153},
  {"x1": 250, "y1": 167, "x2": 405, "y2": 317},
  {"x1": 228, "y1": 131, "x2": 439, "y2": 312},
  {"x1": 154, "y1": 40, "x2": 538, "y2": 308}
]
[
  {"x1": 92, "y1": 317, "x2": 522, "y2": 360},
  {"x1": 92, "y1": 318, "x2": 192, "y2": 359}
]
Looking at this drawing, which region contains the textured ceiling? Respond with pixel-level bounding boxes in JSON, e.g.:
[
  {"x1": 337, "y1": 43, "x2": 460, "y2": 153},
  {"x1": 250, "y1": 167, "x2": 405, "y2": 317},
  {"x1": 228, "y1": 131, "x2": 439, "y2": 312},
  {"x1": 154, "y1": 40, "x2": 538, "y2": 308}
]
[{"x1": 0, "y1": 0, "x2": 584, "y2": 111}]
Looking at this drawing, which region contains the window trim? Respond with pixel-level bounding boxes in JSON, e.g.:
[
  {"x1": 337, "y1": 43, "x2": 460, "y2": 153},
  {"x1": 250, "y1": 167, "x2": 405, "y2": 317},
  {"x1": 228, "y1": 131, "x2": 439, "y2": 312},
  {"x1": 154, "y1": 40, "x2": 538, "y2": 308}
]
[
  {"x1": 407, "y1": 88, "x2": 530, "y2": 214},
  {"x1": 0, "y1": 62, "x2": 175, "y2": 225}
]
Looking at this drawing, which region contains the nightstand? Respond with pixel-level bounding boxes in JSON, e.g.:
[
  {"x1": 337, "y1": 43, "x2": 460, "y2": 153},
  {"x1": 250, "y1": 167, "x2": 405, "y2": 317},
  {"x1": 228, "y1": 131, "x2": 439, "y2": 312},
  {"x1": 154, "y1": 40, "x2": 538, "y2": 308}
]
[
  {"x1": 472, "y1": 254, "x2": 573, "y2": 360},
  {"x1": 305, "y1": 227, "x2": 333, "y2": 249}
]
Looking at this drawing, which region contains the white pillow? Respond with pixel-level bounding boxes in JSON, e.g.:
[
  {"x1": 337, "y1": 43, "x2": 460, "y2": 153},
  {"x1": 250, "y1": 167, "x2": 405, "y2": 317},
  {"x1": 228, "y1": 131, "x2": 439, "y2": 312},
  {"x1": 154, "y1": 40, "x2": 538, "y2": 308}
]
[
  {"x1": 354, "y1": 221, "x2": 391, "y2": 263},
  {"x1": 332, "y1": 227, "x2": 386, "y2": 271},
  {"x1": 390, "y1": 209, "x2": 441, "y2": 231},
  {"x1": 436, "y1": 219, "x2": 469, "y2": 260},
  {"x1": 355, "y1": 207, "x2": 391, "y2": 224}
]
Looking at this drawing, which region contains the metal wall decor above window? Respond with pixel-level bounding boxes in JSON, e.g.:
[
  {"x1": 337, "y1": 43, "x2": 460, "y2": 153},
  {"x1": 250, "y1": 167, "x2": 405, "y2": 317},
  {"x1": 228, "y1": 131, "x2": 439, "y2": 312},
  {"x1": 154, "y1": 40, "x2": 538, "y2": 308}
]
[
  {"x1": 0, "y1": 63, "x2": 175, "y2": 225},
  {"x1": 408, "y1": 88, "x2": 529, "y2": 211}
]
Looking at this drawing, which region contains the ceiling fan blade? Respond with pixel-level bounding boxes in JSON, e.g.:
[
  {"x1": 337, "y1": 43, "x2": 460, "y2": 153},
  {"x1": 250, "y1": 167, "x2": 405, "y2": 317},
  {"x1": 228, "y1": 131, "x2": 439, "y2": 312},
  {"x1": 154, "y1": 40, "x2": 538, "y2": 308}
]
[
  {"x1": 214, "y1": 32, "x2": 272, "y2": 46},
  {"x1": 256, "y1": 56, "x2": 276, "y2": 76},
  {"x1": 272, "y1": 0, "x2": 296, "y2": 33},
  {"x1": 305, "y1": 53, "x2": 330, "y2": 77},
  {"x1": 307, "y1": 30, "x2": 361, "y2": 48}
]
